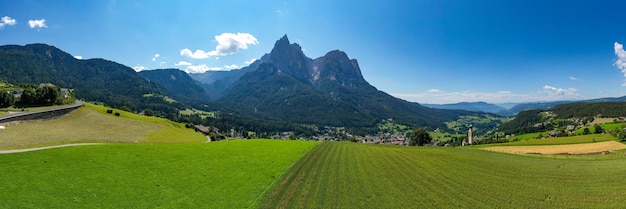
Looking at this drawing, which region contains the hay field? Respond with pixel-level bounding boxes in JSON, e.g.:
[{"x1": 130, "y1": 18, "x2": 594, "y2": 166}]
[{"x1": 483, "y1": 141, "x2": 626, "y2": 155}]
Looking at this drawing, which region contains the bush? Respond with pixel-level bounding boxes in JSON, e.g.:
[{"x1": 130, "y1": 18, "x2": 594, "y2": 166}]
[
  {"x1": 594, "y1": 125, "x2": 604, "y2": 134},
  {"x1": 143, "y1": 108, "x2": 154, "y2": 117},
  {"x1": 114, "y1": 112, "x2": 120, "y2": 116},
  {"x1": 106, "y1": 109, "x2": 113, "y2": 114},
  {"x1": 120, "y1": 106, "x2": 132, "y2": 112},
  {"x1": 583, "y1": 128, "x2": 590, "y2": 135},
  {"x1": 0, "y1": 91, "x2": 14, "y2": 108}
]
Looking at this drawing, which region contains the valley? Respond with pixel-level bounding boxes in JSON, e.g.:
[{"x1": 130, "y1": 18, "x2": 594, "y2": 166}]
[{"x1": 1, "y1": 31, "x2": 626, "y2": 209}]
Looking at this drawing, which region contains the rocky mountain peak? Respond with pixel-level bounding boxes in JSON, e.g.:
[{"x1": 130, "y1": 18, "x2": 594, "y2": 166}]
[
  {"x1": 311, "y1": 50, "x2": 365, "y2": 85},
  {"x1": 266, "y1": 34, "x2": 312, "y2": 82},
  {"x1": 270, "y1": 34, "x2": 305, "y2": 59}
]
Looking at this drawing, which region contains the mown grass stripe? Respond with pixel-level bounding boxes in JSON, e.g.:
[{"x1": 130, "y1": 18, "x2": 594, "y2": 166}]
[{"x1": 260, "y1": 142, "x2": 626, "y2": 208}]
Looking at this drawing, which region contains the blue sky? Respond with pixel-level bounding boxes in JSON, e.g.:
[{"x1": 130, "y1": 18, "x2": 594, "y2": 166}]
[{"x1": 1, "y1": 0, "x2": 626, "y2": 104}]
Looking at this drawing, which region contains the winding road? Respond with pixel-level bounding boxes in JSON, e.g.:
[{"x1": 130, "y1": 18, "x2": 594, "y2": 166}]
[{"x1": 0, "y1": 143, "x2": 102, "y2": 154}]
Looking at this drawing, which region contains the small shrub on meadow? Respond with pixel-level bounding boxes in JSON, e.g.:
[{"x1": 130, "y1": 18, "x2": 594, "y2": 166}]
[
  {"x1": 106, "y1": 109, "x2": 113, "y2": 114},
  {"x1": 114, "y1": 112, "x2": 120, "y2": 116}
]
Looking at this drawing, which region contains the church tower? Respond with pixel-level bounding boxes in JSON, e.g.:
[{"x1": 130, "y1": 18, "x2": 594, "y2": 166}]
[{"x1": 467, "y1": 124, "x2": 474, "y2": 145}]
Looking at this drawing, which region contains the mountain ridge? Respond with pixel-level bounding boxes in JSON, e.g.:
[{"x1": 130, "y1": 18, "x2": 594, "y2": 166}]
[
  {"x1": 0, "y1": 43, "x2": 183, "y2": 114},
  {"x1": 214, "y1": 35, "x2": 475, "y2": 130}
]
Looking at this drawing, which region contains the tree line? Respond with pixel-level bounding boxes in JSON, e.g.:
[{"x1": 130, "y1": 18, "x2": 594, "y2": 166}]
[{"x1": 0, "y1": 83, "x2": 75, "y2": 108}]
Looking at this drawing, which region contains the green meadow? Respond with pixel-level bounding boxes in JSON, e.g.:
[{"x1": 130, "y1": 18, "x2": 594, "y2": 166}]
[{"x1": 0, "y1": 140, "x2": 318, "y2": 208}]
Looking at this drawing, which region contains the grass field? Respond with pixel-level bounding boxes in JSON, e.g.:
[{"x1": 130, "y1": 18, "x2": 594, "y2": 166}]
[
  {"x1": 0, "y1": 103, "x2": 205, "y2": 149},
  {"x1": 259, "y1": 142, "x2": 626, "y2": 208},
  {"x1": 179, "y1": 108, "x2": 215, "y2": 119},
  {"x1": 0, "y1": 140, "x2": 319, "y2": 208},
  {"x1": 590, "y1": 117, "x2": 616, "y2": 126},
  {"x1": 3, "y1": 104, "x2": 626, "y2": 208}
]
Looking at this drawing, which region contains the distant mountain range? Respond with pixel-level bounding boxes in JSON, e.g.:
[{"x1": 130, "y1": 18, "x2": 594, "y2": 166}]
[
  {"x1": 139, "y1": 68, "x2": 208, "y2": 103},
  {"x1": 422, "y1": 102, "x2": 508, "y2": 115},
  {"x1": 424, "y1": 95, "x2": 626, "y2": 117},
  {"x1": 188, "y1": 54, "x2": 270, "y2": 99}
]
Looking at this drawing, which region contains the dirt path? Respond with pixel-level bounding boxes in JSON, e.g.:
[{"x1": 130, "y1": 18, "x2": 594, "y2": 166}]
[
  {"x1": 0, "y1": 143, "x2": 102, "y2": 154},
  {"x1": 483, "y1": 141, "x2": 626, "y2": 155}
]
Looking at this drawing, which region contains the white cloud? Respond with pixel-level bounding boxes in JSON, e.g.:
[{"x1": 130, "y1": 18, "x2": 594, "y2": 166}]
[
  {"x1": 427, "y1": 89, "x2": 442, "y2": 93},
  {"x1": 0, "y1": 16, "x2": 17, "y2": 28},
  {"x1": 180, "y1": 32, "x2": 259, "y2": 59},
  {"x1": 224, "y1": 64, "x2": 239, "y2": 70},
  {"x1": 28, "y1": 19, "x2": 47, "y2": 29},
  {"x1": 184, "y1": 64, "x2": 222, "y2": 73},
  {"x1": 74, "y1": 55, "x2": 83, "y2": 60},
  {"x1": 152, "y1": 53, "x2": 160, "y2": 61},
  {"x1": 569, "y1": 76, "x2": 583, "y2": 81},
  {"x1": 180, "y1": 48, "x2": 212, "y2": 59},
  {"x1": 175, "y1": 61, "x2": 192, "y2": 66},
  {"x1": 614, "y1": 42, "x2": 626, "y2": 86},
  {"x1": 542, "y1": 85, "x2": 579, "y2": 97},
  {"x1": 132, "y1": 65, "x2": 146, "y2": 72},
  {"x1": 244, "y1": 58, "x2": 257, "y2": 65},
  {"x1": 159, "y1": 61, "x2": 166, "y2": 66}
]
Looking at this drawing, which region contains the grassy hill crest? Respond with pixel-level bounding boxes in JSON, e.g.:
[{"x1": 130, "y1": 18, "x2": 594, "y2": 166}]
[{"x1": 0, "y1": 102, "x2": 205, "y2": 149}]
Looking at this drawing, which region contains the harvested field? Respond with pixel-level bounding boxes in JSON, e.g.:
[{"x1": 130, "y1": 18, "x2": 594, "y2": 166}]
[{"x1": 483, "y1": 141, "x2": 626, "y2": 155}]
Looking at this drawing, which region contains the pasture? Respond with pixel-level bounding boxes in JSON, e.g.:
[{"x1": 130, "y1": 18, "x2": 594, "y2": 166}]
[
  {"x1": 260, "y1": 142, "x2": 626, "y2": 208},
  {"x1": 0, "y1": 140, "x2": 319, "y2": 208},
  {"x1": 0, "y1": 103, "x2": 205, "y2": 149}
]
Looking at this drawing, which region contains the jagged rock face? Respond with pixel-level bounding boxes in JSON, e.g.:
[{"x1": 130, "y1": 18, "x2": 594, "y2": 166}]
[
  {"x1": 267, "y1": 35, "x2": 314, "y2": 83},
  {"x1": 264, "y1": 35, "x2": 368, "y2": 88},
  {"x1": 312, "y1": 50, "x2": 366, "y2": 88}
]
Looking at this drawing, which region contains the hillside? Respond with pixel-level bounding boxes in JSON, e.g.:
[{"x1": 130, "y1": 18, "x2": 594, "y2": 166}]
[
  {"x1": 0, "y1": 103, "x2": 205, "y2": 149},
  {"x1": 215, "y1": 35, "x2": 475, "y2": 130},
  {"x1": 139, "y1": 69, "x2": 209, "y2": 102},
  {"x1": 499, "y1": 101, "x2": 626, "y2": 135},
  {"x1": 0, "y1": 44, "x2": 182, "y2": 114},
  {"x1": 506, "y1": 101, "x2": 572, "y2": 115},
  {"x1": 504, "y1": 96, "x2": 626, "y2": 116}
]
